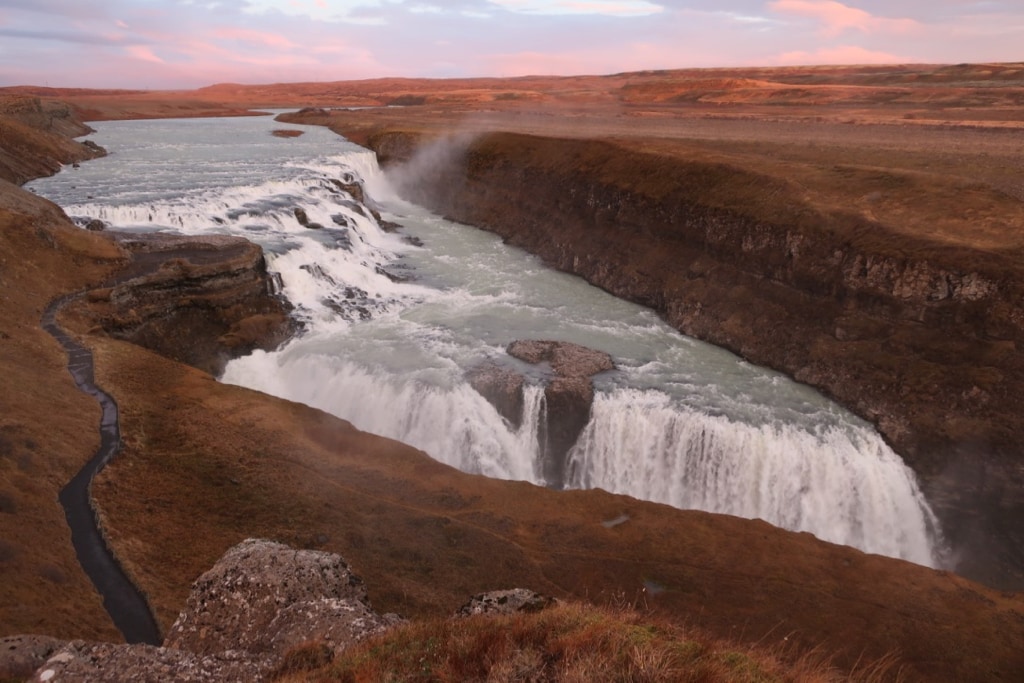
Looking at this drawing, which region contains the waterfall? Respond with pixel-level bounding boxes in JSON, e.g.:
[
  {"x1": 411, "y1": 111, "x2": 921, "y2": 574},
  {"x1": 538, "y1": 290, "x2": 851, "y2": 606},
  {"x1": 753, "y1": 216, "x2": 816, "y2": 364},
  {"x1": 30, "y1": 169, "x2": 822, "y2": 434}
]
[
  {"x1": 566, "y1": 389, "x2": 940, "y2": 565},
  {"x1": 28, "y1": 114, "x2": 945, "y2": 568},
  {"x1": 223, "y1": 350, "x2": 545, "y2": 483}
]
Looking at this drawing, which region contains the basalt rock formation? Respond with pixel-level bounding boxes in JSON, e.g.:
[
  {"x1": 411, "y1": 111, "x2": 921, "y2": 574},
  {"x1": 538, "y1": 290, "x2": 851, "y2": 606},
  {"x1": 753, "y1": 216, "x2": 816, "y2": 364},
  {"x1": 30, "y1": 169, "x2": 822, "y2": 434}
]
[
  {"x1": 76, "y1": 232, "x2": 293, "y2": 376},
  {"x1": 469, "y1": 340, "x2": 615, "y2": 487},
  {"x1": 466, "y1": 363, "x2": 526, "y2": 427},
  {"x1": 362, "y1": 129, "x2": 1024, "y2": 589}
]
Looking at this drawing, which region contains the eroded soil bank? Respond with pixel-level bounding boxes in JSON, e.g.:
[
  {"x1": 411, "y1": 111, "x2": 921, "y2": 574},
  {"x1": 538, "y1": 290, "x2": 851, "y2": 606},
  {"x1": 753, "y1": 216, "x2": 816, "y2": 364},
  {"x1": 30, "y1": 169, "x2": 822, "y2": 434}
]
[{"x1": 320, "y1": 121, "x2": 1024, "y2": 590}]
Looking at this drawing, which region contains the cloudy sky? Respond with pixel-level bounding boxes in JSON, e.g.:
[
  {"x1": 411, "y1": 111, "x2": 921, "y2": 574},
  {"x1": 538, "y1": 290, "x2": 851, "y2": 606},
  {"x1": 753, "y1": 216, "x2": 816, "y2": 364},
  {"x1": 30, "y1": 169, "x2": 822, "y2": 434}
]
[{"x1": 0, "y1": 0, "x2": 1021, "y2": 89}]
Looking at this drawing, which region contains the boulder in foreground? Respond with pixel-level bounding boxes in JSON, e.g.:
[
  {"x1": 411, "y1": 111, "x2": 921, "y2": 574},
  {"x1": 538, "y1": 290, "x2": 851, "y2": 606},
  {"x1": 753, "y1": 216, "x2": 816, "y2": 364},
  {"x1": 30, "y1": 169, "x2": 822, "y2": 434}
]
[{"x1": 25, "y1": 539, "x2": 401, "y2": 681}]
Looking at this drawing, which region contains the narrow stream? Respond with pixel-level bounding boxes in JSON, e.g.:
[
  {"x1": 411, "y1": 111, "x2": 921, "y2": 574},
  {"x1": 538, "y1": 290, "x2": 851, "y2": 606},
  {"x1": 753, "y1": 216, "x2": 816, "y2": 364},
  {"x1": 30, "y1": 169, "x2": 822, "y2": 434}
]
[{"x1": 41, "y1": 295, "x2": 161, "y2": 645}]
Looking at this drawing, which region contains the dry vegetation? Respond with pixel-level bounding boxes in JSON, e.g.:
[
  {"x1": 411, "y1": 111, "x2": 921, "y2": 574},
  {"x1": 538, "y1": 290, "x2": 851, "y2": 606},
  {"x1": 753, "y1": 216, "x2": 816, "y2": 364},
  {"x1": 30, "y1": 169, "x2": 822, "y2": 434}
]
[
  {"x1": 0, "y1": 183, "x2": 125, "y2": 640},
  {"x1": 272, "y1": 602, "x2": 902, "y2": 683}
]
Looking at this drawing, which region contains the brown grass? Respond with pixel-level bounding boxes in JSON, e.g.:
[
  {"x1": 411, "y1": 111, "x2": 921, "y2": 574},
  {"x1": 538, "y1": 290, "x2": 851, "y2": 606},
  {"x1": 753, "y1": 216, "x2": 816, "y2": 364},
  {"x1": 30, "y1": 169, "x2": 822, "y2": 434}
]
[
  {"x1": 273, "y1": 602, "x2": 903, "y2": 683},
  {"x1": 0, "y1": 185, "x2": 126, "y2": 640}
]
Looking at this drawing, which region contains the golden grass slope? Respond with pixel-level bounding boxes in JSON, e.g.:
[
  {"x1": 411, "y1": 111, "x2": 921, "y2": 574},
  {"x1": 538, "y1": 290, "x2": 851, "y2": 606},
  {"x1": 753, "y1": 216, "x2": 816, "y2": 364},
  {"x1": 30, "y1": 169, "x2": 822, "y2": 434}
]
[{"x1": 0, "y1": 182, "x2": 125, "y2": 639}]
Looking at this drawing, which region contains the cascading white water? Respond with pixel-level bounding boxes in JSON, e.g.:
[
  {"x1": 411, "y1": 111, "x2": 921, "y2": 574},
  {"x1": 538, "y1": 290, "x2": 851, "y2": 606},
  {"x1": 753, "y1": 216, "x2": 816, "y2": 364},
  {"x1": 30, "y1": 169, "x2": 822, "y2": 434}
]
[
  {"x1": 567, "y1": 389, "x2": 938, "y2": 564},
  {"x1": 27, "y1": 113, "x2": 944, "y2": 568}
]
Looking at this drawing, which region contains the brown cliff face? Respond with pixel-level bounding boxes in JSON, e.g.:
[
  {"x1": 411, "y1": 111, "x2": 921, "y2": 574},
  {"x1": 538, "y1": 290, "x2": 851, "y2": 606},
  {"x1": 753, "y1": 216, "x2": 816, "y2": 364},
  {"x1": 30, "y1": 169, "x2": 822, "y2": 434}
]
[
  {"x1": 0, "y1": 96, "x2": 106, "y2": 184},
  {"x1": 74, "y1": 233, "x2": 293, "y2": 376},
  {"x1": 366, "y1": 130, "x2": 1024, "y2": 590}
]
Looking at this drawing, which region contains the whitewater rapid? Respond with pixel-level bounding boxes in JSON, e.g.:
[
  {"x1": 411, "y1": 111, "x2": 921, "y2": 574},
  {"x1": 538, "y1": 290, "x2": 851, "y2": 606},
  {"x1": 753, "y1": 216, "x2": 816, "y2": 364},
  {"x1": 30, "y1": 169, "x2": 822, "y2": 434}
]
[{"x1": 27, "y1": 114, "x2": 944, "y2": 567}]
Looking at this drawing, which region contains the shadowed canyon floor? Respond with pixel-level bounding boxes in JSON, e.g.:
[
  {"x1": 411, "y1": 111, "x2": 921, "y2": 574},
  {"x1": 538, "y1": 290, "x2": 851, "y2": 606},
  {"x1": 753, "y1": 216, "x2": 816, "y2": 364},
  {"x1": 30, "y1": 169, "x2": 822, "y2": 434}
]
[{"x1": 2, "y1": 66, "x2": 1024, "y2": 681}]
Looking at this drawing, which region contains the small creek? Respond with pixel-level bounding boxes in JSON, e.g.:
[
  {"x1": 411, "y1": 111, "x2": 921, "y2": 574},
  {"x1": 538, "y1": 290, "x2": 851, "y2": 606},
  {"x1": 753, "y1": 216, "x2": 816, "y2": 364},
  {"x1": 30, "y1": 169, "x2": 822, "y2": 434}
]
[{"x1": 41, "y1": 295, "x2": 161, "y2": 645}]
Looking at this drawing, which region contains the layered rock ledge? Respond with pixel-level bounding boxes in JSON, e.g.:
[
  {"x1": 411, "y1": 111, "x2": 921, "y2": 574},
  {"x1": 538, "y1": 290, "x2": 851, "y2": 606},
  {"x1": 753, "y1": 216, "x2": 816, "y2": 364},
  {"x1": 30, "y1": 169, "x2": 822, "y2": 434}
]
[
  {"x1": 75, "y1": 232, "x2": 293, "y2": 376},
  {"x1": 0, "y1": 96, "x2": 105, "y2": 184}
]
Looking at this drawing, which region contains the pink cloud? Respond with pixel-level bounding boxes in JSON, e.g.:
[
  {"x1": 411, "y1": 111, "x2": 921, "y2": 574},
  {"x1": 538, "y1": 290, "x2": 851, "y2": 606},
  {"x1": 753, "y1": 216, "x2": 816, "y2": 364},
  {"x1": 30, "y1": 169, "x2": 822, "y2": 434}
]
[
  {"x1": 482, "y1": 42, "x2": 707, "y2": 78},
  {"x1": 125, "y1": 45, "x2": 165, "y2": 64},
  {"x1": 213, "y1": 27, "x2": 297, "y2": 49},
  {"x1": 774, "y1": 44, "x2": 907, "y2": 66},
  {"x1": 769, "y1": 0, "x2": 918, "y2": 37}
]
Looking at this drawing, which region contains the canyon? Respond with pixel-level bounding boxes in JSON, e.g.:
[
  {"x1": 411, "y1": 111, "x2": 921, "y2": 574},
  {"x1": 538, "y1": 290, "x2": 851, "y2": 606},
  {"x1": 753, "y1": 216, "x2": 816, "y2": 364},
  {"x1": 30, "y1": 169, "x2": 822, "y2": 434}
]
[{"x1": 2, "y1": 65, "x2": 1024, "y2": 681}]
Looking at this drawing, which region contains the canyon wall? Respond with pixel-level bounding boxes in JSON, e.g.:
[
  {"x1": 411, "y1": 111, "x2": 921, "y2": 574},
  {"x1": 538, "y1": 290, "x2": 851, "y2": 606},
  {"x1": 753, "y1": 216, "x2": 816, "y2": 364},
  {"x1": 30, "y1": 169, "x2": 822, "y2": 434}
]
[{"x1": 364, "y1": 130, "x2": 1024, "y2": 589}]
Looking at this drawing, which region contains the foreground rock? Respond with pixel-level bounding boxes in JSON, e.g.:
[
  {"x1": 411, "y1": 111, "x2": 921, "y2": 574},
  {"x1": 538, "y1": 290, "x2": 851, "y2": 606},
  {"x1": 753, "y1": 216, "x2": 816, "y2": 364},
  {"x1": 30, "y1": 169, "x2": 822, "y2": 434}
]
[
  {"x1": 164, "y1": 538, "x2": 400, "y2": 659},
  {"x1": 30, "y1": 643, "x2": 264, "y2": 683},
  {"x1": 77, "y1": 232, "x2": 293, "y2": 375},
  {"x1": 470, "y1": 340, "x2": 614, "y2": 487},
  {"x1": 0, "y1": 636, "x2": 64, "y2": 681},
  {"x1": 24, "y1": 539, "x2": 400, "y2": 681}
]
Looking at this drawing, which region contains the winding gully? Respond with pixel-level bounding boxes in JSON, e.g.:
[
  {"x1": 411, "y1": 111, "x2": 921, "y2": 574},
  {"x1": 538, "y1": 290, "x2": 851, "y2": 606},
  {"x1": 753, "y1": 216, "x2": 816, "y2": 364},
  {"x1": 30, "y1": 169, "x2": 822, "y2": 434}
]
[{"x1": 41, "y1": 294, "x2": 161, "y2": 645}]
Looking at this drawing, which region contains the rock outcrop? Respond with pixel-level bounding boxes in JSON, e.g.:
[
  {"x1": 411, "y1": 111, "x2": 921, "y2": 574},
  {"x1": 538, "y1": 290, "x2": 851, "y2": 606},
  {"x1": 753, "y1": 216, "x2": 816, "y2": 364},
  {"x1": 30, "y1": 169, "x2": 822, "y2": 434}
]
[
  {"x1": 0, "y1": 635, "x2": 64, "y2": 681},
  {"x1": 29, "y1": 642, "x2": 265, "y2": 683},
  {"x1": 20, "y1": 539, "x2": 401, "y2": 681},
  {"x1": 466, "y1": 363, "x2": 526, "y2": 428},
  {"x1": 164, "y1": 539, "x2": 400, "y2": 659},
  {"x1": 77, "y1": 232, "x2": 293, "y2": 376},
  {"x1": 456, "y1": 589, "x2": 557, "y2": 617},
  {"x1": 369, "y1": 130, "x2": 1024, "y2": 589},
  {"x1": 9, "y1": 541, "x2": 559, "y2": 681},
  {"x1": 470, "y1": 340, "x2": 614, "y2": 487},
  {"x1": 0, "y1": 95, "x2": 106, "y2": 184}
]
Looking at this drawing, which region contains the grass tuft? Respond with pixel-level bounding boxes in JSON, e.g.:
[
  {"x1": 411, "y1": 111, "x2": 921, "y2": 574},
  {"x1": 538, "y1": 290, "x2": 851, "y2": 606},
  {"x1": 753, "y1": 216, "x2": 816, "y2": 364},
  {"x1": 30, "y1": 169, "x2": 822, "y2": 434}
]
[{"x1": 271, "y1": 601, "x2": 902, "y2": 682}]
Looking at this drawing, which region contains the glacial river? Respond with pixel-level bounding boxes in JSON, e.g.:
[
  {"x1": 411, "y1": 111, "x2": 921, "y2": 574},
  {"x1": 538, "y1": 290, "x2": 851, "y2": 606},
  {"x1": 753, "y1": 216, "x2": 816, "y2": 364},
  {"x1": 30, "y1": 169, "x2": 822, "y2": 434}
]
[{"x1": 28, "y1": 113, "x2": 943, "y2": 566}]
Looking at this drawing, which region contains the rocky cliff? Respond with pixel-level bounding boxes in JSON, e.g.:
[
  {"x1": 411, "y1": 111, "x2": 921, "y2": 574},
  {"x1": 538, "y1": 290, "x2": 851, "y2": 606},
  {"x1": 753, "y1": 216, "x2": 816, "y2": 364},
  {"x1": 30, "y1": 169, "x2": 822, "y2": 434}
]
[
  {"x1": 75, "y1": 232, "x2": 293, "y2": 376},
  {"x1": 0, "y1": 96, "x2": 105, "y2": 184},
  {"x1": 361, "y1": 129, "x2": 1024, "y2": 589}
]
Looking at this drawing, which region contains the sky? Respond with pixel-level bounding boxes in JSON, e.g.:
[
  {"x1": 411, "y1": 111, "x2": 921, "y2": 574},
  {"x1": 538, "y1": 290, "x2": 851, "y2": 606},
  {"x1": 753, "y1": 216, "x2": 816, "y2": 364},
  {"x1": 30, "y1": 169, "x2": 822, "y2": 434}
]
[{"x1": 0, "y1": 0, "x2": 1021, "y2": 89}]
